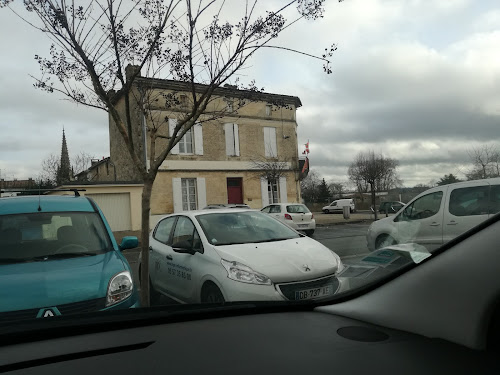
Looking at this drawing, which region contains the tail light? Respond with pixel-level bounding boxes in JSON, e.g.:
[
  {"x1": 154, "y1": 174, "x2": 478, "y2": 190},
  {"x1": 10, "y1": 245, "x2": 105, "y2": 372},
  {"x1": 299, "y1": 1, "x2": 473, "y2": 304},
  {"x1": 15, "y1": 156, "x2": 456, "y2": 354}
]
[
  {"x1": 284, "y1": 214, "x2": 292, "y2": 220},
  {"x1": 311, "y1": 213, "x2": 314, "y2": 219}
]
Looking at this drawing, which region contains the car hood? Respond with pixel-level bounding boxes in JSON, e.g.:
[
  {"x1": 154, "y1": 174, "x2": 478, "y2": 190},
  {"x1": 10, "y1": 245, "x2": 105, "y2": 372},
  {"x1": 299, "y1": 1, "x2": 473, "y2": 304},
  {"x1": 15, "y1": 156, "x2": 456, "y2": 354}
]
[
  {"x1": 212, "y1": 237, "x2": 340, "y2": 283},
  {"x1": 0, "y1": 251, "x2": 127, "y2": 313}
]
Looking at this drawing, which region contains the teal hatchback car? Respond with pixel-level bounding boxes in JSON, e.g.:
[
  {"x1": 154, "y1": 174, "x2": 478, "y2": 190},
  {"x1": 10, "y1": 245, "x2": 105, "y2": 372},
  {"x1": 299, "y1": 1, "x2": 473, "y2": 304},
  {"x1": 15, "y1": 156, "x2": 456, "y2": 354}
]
[{"x1": 0, "y1": 192, "x2": 140, "y2": 321}]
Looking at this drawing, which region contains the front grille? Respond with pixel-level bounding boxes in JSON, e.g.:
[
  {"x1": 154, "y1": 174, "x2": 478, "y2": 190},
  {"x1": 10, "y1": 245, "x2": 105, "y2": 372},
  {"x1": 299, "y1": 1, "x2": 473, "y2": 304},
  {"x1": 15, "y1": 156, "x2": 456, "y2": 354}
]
[
  {"x1": 277, "y1": 275, "x2": 340, "y2": 301},
  {"x1": 0, "y1": 298, "x2": 107, "y2": 323}
]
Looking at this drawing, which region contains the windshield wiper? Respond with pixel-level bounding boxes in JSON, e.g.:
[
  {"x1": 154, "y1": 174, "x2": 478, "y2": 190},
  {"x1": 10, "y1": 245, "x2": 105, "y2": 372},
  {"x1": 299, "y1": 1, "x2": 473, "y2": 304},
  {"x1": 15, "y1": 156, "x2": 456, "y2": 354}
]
[
  {"x1": 33, "y1": 252, "x2": 99, "y2": 260},
  {"x1": 251, "y1": 238, "x2": 294, "y2": 244},
  {"x1": 0, "y1": 258, "x2": 32, "y2": 264}
]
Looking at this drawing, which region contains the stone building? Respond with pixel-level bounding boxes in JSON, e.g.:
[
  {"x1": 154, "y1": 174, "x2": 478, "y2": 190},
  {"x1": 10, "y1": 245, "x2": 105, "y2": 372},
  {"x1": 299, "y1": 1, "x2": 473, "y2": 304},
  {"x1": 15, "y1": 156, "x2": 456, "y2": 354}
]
[{"x1": 92, "y1": 66, "x2": 304, "y2": 214}]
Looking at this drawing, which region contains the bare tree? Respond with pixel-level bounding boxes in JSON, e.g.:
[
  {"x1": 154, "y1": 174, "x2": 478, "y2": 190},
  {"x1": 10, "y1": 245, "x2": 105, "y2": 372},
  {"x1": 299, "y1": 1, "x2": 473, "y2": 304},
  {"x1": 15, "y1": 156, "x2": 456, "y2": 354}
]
[
  {"x1": 39, "y1": 152, "x2": 93, "y2": 185},
  {"x1": 466, "y1": 145, "x2": 500, "y2": 180},
  {"x1": 300, "y1": 169, "x2": 321, "y2": 203},
  {"x1": 348, "y1": 151, "x2": 399, "y2": 220},
  {"x1": 250, "y1": 156, "x2": 291, "y2": 184},
  {"x1": 2, "y1": 0, "x2": 341, "y2": 306},
  {"x1": 328, "y1": 181, "x2": 345, "y2": 200}
]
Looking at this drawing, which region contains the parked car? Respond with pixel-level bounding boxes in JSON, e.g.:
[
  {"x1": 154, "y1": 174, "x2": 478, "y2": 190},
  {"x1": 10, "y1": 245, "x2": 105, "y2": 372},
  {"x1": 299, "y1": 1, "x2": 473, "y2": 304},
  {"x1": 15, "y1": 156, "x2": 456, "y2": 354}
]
[
  {"x1": 142, "y1": 209, "x2": 346, "y2": 304},
  {"x1": 261, "y1": 203, "x2": 315, "y2": 236},
  {"x1": 203, "y1": 203, "x2": 251, "y2": 209},
  {"x1": 379, "y1": 201, "x2": 405, "y2": 214},
  {"x1": 322, "y1": 198, "x2": 356, "y2": 214},
  {"x1": 367, "y1": 177, "x2": 500, "y2": 251},
  {"x1": 0, "y1": 193, "x2": 140, "y2": 321}
]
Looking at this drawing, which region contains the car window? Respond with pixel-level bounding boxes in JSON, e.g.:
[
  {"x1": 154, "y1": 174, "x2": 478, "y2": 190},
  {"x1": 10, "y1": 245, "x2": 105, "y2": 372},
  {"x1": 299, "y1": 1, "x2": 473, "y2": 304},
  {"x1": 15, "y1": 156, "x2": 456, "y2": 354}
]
[
  {"x1": 287, "y1": 205, "x2": 310, "y2": 214},
  {"x1": 490, "y1": 185, "x2": 500, "y2": 215},
  {"x1": 261, "y1": 206, "x2": 271, "y2": 213},
  {"x1": 269, "y1": 205, "x2": 281, "y2": 213},
  {"x1": 172, "y1": 216, "x2": 196, "y2": 246},
  {"x1": 397, "y1": 191, "x2": 443, "y2": 221},
  {"x1": 449, "y1": 186, "x2": 490, "y2": 217},
  {"x1": 154, "y1": 217, "x2": 176, "y2": 244}
]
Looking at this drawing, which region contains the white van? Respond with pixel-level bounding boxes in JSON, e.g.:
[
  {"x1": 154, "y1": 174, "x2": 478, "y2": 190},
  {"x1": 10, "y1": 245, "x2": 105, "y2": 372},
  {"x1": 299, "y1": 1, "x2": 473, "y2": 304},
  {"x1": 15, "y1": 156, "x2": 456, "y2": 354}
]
[
  {"x1": 366, "y1": 177, "x2": 500, "y2": 251},
  {"x1": 322, "y1": 199, "x2": 356, "y2": 214}
]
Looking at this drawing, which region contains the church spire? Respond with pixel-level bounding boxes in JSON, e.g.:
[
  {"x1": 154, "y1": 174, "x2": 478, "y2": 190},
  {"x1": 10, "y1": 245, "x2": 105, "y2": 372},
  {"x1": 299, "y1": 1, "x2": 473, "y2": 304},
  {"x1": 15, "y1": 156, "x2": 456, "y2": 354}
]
[{"x1": 57, "y1": 128, "x2": 72, "y2": 185}]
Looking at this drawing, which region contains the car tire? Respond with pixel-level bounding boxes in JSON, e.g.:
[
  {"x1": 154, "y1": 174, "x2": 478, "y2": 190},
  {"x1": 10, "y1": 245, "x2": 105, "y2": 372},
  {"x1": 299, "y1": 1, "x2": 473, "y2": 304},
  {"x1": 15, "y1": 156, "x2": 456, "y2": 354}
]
[
  {"x1": 305, "y1": 229, "x2": 315, "y2": 236},
  {"x1": 375, "y1": 234, "x2": 397, "y2": 249},
  {"x1": 201, "y1": 283, "x2": 225, "y2": 303},
  {"x1": 323, "y1": 209, "x2": 328, "y2": 214}
]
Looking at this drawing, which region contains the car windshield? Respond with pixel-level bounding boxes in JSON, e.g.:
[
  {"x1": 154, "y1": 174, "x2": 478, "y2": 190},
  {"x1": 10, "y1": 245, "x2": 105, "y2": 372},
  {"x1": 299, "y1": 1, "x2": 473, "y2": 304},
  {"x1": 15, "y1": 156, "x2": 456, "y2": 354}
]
[
  {"x1": 0, "y1": 0, "x2": 499, "y2": 326},
  {"x1": 0, "y1": 212, "x2": 112, "y2": 262},
  {"x1": 196, "y1": 211, "x2": 300, "y2": 246}
]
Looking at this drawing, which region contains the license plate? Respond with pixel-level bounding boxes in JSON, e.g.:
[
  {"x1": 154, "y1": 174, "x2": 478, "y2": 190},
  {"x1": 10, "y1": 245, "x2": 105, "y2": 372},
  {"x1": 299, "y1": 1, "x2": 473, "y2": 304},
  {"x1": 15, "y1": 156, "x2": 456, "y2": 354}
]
[
  {"x1": 295, "y1": 284, "x2": 334, "y2": 300},
  {"x1": 297, "y1": 224, "x2": 309, "y2": 228}
]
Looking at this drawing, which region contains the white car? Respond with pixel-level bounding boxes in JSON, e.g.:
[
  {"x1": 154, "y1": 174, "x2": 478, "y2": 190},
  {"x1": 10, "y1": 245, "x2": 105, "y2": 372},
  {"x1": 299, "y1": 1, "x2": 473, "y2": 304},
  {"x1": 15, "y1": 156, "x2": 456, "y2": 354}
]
[
  {"x1": 322, "y1": 199, "x2": 356, "y2": 214},
  {"x1": 142, "y1": 209, "x2": 345, "y2": 304},
  {"x1": 260, "y1": 203, "x2": 316, "y2": 236},
  {"x1": 367, "y1": 177, "x2": 500, "y2": 252}
]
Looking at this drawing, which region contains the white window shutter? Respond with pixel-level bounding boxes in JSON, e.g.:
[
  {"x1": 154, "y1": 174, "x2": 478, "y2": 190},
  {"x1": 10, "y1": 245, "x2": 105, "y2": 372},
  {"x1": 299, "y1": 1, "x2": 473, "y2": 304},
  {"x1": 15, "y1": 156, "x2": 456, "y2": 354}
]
[
  {"x1": 234, "y1": 124, "x2": 240, "y2": 156},
  {"x1": 270, "y1": 127, "x2": 277, "y2": 157},
  {"x1": 172, "y1": 178, "x2": 182, "y2": 212},
  {"x1": 260, "y1": 177, "x2": 269, "y2": 208},
  {"x1": 225, "y1": 123, "x2": 235, "y2": 156},
  {"x1": 196, "y1": 178, "x2": 207, "y2": 209},
  {"x1": 279, "y1": 176, "x2": 288, "y2": 203},
  {"x1": 264, "y1": 127, "x2": 270, "y2": 157},
  {"x1": 194, "y1": 123, "x2": 203, "y2": 155},
  {"x1": 169, "y1": 119, "x2": 179, "y2": 154},
  {"x1": 264, "y1": 127, "x2": 277, "y2": 157}
]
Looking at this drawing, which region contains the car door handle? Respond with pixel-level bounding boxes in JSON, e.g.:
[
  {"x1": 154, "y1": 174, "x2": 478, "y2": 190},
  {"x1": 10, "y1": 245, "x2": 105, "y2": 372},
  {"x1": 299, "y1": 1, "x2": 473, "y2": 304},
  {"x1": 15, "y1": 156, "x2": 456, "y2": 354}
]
[
  {"x1": 166, "y1": 255, "x2": 173, "y2": 260},
  {"x1": 430, "y1": 222, "x2": 440, "y2": 226},
  {"x1": 447, "y1": 221, "x2": 458, "y2": 225}
]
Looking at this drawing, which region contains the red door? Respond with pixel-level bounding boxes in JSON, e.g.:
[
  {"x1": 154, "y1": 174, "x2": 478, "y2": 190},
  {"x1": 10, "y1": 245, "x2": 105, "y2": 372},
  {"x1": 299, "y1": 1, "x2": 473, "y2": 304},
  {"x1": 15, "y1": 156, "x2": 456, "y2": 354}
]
[{"x1": 227, "y1": 178, "x2": 243, "y2": 204}]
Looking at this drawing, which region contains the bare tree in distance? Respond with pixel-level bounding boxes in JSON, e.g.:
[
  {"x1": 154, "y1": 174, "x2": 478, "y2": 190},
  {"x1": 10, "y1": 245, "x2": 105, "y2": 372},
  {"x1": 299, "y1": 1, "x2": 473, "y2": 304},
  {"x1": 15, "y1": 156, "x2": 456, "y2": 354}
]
[
  {"x1": 466, "y1": 145, "x2": 500, "y2": 180},
  {"x1": 300, "y1": 169, "x2": 321, "y2": 203},
  {"x1": 1, "y1": 0, "x2": 342, "y2": 306},
  {"x1": 39, "y1": 151, "x2": 94, "y2": 186},
  {"x1": 348, "y1": 151, "x2": 399, "y2": 220},
  {"x1": 328, "y1": 181, "x2": 345, "y2": 200}
]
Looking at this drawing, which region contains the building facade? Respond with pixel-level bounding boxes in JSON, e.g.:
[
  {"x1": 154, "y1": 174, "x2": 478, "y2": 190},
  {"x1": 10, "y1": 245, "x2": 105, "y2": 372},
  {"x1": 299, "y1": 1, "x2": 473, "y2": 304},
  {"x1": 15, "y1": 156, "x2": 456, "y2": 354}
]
[{"x1": 106, "y1": 66, "x2": 303, "y2": 214}]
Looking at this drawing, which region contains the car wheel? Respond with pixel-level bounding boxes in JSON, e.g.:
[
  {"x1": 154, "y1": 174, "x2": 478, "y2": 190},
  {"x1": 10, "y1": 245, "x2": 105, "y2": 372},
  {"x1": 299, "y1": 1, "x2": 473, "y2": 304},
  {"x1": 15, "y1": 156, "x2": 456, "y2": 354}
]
[
  {"x1": 375, "y1": 234, "x2": 397, "y2": 249},
  {"x1": 201, "y1": 283, "x2": 225, "y2": 303},
  {"x1": 323, "y1": 209, "x2": 328, "y2": 214},
  {"x1": 305, "y1": 229, "x2": 315, "y2": 236}
]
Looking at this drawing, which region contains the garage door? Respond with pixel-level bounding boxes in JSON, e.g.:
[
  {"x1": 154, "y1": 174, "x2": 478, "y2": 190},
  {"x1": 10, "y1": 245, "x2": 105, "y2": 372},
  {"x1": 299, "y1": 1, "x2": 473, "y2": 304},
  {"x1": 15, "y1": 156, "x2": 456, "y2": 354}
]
[{"x1": 86, "y1": 193, "x2": 132, "y2": 232}]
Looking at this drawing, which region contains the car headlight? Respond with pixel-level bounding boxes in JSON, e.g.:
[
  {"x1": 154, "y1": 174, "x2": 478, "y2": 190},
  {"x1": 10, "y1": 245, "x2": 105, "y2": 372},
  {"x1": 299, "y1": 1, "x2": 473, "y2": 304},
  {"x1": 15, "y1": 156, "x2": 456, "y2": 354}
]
[
  {"x1": 106, "y1": 271, "x2": 133, "y2": 307},
  {"x1": 221, "y1": 259, "x2": 272, "y2": 285}
]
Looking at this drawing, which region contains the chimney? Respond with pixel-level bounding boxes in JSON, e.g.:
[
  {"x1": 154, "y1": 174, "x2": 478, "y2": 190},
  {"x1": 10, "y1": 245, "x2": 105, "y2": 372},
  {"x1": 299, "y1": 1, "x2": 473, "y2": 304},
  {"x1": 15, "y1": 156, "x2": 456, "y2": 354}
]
[{"x1": 125, "y1": 65, "x2": 142, "y2": 82}]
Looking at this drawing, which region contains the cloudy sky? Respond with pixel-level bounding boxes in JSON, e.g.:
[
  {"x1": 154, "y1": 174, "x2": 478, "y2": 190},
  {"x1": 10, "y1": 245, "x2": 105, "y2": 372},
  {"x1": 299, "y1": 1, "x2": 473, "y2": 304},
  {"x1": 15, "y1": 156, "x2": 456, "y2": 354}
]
[{"x1": 1, "y1": 0, "x2": 499, "y2": 187}]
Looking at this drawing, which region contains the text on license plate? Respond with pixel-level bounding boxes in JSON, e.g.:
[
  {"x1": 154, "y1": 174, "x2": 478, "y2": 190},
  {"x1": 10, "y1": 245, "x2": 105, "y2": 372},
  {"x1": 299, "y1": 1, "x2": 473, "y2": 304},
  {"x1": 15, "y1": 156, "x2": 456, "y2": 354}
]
[
  {"x1": 297, "y1": 224, "x2": 309, "y2": 228},
  {"x1": 295, "y1": 284, "x2": 334, "y2": 300}
]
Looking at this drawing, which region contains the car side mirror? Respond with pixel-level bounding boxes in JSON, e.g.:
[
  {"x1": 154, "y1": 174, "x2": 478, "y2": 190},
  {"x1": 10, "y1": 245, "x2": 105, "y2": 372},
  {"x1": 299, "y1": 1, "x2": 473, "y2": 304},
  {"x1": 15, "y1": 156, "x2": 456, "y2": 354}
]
[
  {"x1": 172, "y1": 240, "x2": 196, "y2": 255},
  {"x1": 119, "y1": 236, "x2": 139, "y2": 251}
]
